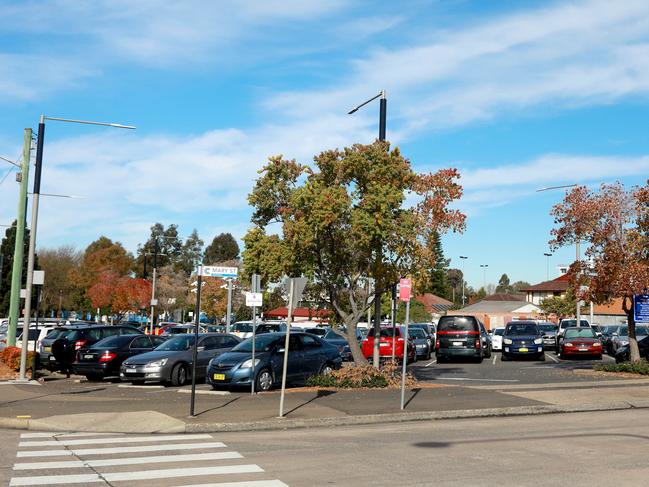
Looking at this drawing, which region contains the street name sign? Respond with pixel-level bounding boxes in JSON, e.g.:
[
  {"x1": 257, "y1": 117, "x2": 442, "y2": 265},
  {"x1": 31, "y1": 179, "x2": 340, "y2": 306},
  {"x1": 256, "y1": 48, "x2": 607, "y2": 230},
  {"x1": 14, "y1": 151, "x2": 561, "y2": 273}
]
[{"x1": 200, "y1": 266, "x2": 238, "y2": 278}]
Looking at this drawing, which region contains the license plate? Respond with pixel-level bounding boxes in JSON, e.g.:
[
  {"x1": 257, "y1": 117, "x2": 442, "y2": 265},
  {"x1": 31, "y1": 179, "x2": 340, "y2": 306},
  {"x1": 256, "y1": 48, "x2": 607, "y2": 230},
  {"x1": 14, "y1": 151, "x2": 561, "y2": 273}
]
[
  {"x1": 49, "y1": 356, "x2": 56, "y2": 361},
  {"x1": 126, "y1": 368, "x2": 136, "y2": 373},
  {"x1": 213, "y1": 373, "x2": 225, "y2": 380},
  {"x1": 380, "y1": 343, "x2": 389, "y2": 347},
  {"x1": 84, "y1": 354, "x2": 94, "y2": 359},
  {"x1": 452, "y1": 341, "x2": 463, "y2": 346},
  {"x1": 519, "y1": 347, "x2": 529, "y2": 352},
  {"x1": 579, "y1": 348, "x2": 589, "y2": 351}
]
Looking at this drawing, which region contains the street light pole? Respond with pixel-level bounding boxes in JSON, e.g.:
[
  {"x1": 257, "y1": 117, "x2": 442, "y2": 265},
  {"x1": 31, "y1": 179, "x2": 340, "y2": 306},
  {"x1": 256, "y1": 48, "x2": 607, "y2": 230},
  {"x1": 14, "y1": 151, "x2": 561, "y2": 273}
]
[
  {"x1": 544, "y1": 253, "x2": 552, "y2": 281},
  {"x1": 460, "y1": 256, "x2": 468, "y2": 305},
  {"x1": 17, "y1": 115, "x2": 135, "y2": 381},
  {"x1": 480, "y1": 264, "x2": 488, "y2": 291},
  {"x1": 348, "y1": 90, "x2": 387, "y2": 369}
]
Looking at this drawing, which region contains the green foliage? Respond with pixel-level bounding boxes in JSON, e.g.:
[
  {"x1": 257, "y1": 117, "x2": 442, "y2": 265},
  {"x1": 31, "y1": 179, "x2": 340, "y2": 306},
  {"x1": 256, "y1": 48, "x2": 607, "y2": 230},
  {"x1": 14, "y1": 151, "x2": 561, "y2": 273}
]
[
  {"x1": 424, "y1": 231, "x2": 452, "y2": 299},
  {"x1": 540, "y1": 289, "x2": 577, "y2": 318},
  {"x1": 496, "y1": 273, "x2": 512, "y2": 294},
  {"x1": 395, "y1": 299, "x2": 430, "y2": 323},
  {"x1": 595, "y1": 360, "x2": 649, "y2": 375},
  {"x1": 204, "y1": 232, "x2": 239, "y2": 265},
  {"x1": 474, "y1": 287, "x2": 487, "y2": 300},
  {"x1": 0, "y1": 222, "x2": 33, "y2": 315},
  {"x1": 135, "y1": 223, "x2": 182, "y2": 276}
]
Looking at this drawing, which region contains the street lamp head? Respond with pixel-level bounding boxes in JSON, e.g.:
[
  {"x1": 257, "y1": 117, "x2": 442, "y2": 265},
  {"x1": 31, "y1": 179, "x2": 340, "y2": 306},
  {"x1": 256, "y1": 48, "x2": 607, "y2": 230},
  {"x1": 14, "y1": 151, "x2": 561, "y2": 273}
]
[
  {"x1": 347, "y1": 107, "x2": 359, "y2": 115},
  {"x1": 544, "y1": 252, "x2": 553, "y2": 257},
  {"x1": 536, "y1": 184, "x2": 578, "y2": 192},
  {"x1": 460, "y1": 255, "x2": 468, "y2": 259}
]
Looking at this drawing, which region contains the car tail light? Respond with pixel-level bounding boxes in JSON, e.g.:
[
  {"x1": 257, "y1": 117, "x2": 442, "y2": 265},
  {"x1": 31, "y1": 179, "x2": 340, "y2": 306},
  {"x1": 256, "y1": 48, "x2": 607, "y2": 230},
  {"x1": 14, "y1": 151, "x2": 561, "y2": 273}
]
[
  {"x1": 435, "y1": 340, "x2": 440, "y2": 349},
  {"x1": 99, "y1": 351, "x2": 117, "y2": 363},
  {"x1": 74, "y1": 340, "x2": 88, "y2": 351},
  {"x1": 475, "y1": 339, "x2": 481, "y2": 349}
]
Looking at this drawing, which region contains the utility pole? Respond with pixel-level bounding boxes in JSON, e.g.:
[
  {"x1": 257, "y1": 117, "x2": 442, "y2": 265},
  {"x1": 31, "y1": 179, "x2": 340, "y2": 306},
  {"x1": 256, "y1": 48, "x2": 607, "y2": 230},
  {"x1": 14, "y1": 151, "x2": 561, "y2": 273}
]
[
  {"x1": 7, "y1": 128, "x2": 32, "y2": 347},
  {"x1": 149, "y1": 240, "x2": 158, "y2": 333},
  {"x1": 544, "y1": 253, "x2": 552, "y2": 281},
  {"x1": 480, "y1": 264, "x2": 488, "y2": 292},
  {"x1": 460, "y1": 256, "x2": 468, "y2": 306}
]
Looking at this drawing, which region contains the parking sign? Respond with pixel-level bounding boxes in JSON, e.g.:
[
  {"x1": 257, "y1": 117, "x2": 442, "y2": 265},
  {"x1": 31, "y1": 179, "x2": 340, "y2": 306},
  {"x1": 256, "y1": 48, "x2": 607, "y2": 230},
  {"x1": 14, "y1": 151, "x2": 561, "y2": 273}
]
[{"x1": 399, "y1": 278, "x2": 412, "y2": 302}]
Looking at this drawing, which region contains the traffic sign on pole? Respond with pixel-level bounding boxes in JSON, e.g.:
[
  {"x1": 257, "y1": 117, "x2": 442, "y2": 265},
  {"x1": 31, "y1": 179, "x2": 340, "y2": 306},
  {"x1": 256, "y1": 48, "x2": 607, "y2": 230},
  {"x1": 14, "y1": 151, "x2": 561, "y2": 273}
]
[
  {"x1": 201, "y1": 266, "x2": 238, "y2": 278},
  {"x1": 399, "y1": 278, "x2": 412, "y2": 302},
  {"x1": 246, "y1": 292, "x2": 263, "y2": 307}
]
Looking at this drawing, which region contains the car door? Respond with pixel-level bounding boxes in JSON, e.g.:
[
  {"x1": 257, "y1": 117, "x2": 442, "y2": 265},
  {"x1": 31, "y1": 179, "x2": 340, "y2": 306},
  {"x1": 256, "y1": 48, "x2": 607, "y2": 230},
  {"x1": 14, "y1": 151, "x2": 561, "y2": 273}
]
[
  {"x1": 196, "y1": 336, "x2": 223, "y2": 377},
  {"x1": 300, "y1": 334, "x2": 325, "y2": 377},
  {"x1": 128, "y1": 335, "x2": 154, "y2": 361},
  {"x1": 287, "y1": 334, "x2": 305, "y2": 382}
]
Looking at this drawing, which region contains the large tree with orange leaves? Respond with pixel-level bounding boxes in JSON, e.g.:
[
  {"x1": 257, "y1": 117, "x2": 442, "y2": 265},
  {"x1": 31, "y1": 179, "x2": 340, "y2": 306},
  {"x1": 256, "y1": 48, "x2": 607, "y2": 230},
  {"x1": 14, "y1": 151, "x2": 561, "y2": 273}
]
[
  {"x1": 242, "y1": 141, "x2": 465, "y2": 364},
  {"x1": 550, "y1": 181, "x2": 649, "y2": 362}
]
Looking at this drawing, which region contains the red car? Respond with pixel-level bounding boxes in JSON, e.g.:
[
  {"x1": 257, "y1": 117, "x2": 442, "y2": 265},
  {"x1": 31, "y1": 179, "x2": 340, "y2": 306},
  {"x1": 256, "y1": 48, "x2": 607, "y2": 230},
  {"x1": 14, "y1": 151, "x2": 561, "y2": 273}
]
[
  {"x1": 558, "y1": 327, "x2": 603, "y2": 359},
  {"x1": 361, "y1": 327, "x2": 416, "y2": 363}
]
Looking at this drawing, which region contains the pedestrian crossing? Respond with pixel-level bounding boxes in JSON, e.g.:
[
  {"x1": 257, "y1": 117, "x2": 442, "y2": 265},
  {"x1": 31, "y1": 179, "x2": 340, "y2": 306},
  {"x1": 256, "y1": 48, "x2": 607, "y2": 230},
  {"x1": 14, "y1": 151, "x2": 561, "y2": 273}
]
[{"x1": 9, "y1": 431, "x2": 289, "y2": 487}]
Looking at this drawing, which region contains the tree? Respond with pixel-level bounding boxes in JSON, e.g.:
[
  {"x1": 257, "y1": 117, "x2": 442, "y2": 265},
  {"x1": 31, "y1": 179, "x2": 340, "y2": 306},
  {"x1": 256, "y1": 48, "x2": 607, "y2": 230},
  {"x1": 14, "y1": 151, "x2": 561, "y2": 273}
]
[
  {"x1": 550, "y1": 181, "x2": 649, "y2": 362},
  {"x1": 446, "y1": 268, "x2": 463, "y2": 304},
  {"x1": 474, "y1": 287, "x2": 487, "y2": 301},
  {"x1": 242, "y1": 142, "x2": 465, "y2": 364},
  {"x1": 396, "y1": 300, "x2": 430, "y2": 323},
  {"x1": 0, "y1": 222, "x2": 33, "y2": 315},
  {"x1": 176, "y1": 229, "x2": 204, "y2": 276},
  {"x1": 135, "y1": 223, "x2": 182, "y2": 277},
  {"x1": 201, "y1": 277, "x2": 227, "y2": 319},
  {"x1": 495, "y1": 274, "x2": 512, "y2": 294},
  {"x1": 511, "y1": 280, "x2": 531, "y2": 294},
  {"x1": 155, "y1": 265, "x2": 189, "y2": 320},
  {"x1": 425, "y1": 231, "x2": 452, "y2": 299},
  {"x1": 36, "y1": 246, "x2": 81, "y2": 317},
  {"x1": 204, "y1": 233, "x2": 240, "y2": 265},
  {"x1": 539, "y1": 290, "x2": 577, "y2": 319},
  {"x1": 87, "y1": 271, "x2": 151, "y2": 322}
]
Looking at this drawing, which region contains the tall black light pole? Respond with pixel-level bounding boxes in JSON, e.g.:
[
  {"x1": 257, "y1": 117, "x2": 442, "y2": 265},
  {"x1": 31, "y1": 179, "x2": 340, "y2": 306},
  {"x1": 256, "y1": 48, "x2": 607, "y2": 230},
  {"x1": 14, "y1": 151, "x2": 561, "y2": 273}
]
[{"x1": 349, "y1": 90, "x2": 387, "y2": 368}]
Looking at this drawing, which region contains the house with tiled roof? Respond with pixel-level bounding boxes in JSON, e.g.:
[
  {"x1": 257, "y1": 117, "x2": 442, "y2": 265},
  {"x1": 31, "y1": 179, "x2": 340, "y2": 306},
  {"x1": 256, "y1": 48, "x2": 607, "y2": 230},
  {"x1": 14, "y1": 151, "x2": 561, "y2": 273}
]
[
  {"x1": 520, "y1": 274, "x2": 570, "y2": 305},
  {"x1": 447, "y1": 298, "x2": 541, "y2": 329}
]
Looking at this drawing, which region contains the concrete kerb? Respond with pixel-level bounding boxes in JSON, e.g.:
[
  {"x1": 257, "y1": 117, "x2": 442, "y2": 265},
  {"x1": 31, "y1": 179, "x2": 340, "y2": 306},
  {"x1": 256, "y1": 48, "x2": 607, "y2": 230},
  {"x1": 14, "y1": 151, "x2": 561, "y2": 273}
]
[{"x1": 1, "y1": 401, "x2": 646, "y2": 434}]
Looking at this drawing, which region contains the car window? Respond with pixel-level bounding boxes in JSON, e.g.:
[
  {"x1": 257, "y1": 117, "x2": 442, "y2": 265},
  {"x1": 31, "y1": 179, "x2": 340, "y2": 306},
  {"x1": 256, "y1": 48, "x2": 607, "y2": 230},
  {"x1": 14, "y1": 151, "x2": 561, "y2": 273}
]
[
  {"x1": 151, "y1": 336, "x2": 168, "y2": 347},
  {"x1": 200, "y1": 336, "x2": 222, "y2": 350},
  {"x1": 232, "y1": 322, "x2": 254, "y2": 333},
  {"x1": 130, "y1": 336, "x2": 151, "y2": 348},
  {"x1": 289, "y1": 335, "x2": 302, "y2": 351},
  {"x1": 409, "y1": 329, "x2": 426, "y2": 339},
  {"x1": 221, "y1": 337, "x2": 239, "y2": 347},
  {"x1": 82, "y1": 328, "x2": 103, "y2": 341},
  {"x1": 44, "y1": 328, "x2": 69, "y2": 340},
  {"x1": 90, "y1": 335, "x2": 129, "y2": 348},
  {"x1": 438, "y1": 316, "x2": 479, "y2": 332},
  {"x1": 232, "y1": 335, "x2": 280, "y2": 353},
  {"x1": 155, "y1": 335, "x2": 194, "y2": 351},
  {"x1": 368, "y1": 328, "x2": 402, "y2": 338},
  {"x1": 302, "y1": 335, "x2": 321, "y2": 349}
]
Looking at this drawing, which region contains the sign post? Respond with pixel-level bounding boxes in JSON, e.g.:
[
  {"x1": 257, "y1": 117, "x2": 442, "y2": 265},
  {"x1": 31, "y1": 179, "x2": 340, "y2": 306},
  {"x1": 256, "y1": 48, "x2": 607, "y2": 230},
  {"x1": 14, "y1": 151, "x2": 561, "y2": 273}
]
[
  {"x1": 634, "y1": 294, "x2": 649, "y2": 323},
  {"x1": 201, "y1": 266, "x2": 238, "y2": 333},
  {"x1": 189, "y1": 266, "x2": 204, "y2": 417},
  {"x1": 278, "y1": 277, "x2": 307, "y2": 417},
  {"x1": 399, "y1": 278, "x2": 412, "y2": 411},
  {"x1": 249, "y1": 274, "x2": 261, "y2": 395}
]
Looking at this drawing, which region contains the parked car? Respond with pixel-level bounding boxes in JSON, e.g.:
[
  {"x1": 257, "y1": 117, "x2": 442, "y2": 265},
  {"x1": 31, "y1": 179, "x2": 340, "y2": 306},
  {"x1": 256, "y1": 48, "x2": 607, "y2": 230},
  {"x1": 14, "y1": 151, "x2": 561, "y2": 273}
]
[
  {"x1": 609, "y1": 325, "x2": 649, "y2": 355},
  {"x1": 556, "y1": 319, "x2": 591, "y2": 349},
  {"x1": 600, "y1": 325, "x2": 619, "y2": 354},
  {"x1": 557, "y1": 327, "x2": 603, "y2": 360},
  {"x1": 43, "y1": 324, "x2": 143, "y2": 373},
  {"x1": 501, "y1": 321, "x2": 545, "y2": 361},
  {"x1": 409, "y1": 327, "x2": 432, "y2": 360},
  {"x1": 490, "y1": 327, "x2": 505, "y2": 351},
  {"x1": 207, "y1": 332, "x2": 342, "y2": 391},
  {"x1": 72, "y1": 334, "x2": 168, "y2": 381},
  {"x1": 435, "y1": 315, "x2": 485, "y2": 363},
  {"x1": 120, "y1": 333, "x2": 241, "y2": 386},
  {"x1": 161, "y1": 324, "x2": 207, "y2": 335},
  {"x1": 479, "y1": 322, "x2": 493, "y2": 358},
  {"x1": 323, "y1": 328, "x2": 363, "y2": 361},
  {"x1": 305, "y1": 327, "x2": 329, "y2": 337},
  {"x1": 230, "y1": 321, "x2": 256, "y2": 339},
  {"x1": 615, "y1": 335, "x2": 649, "y2": 363},
  {"x1": 361, "y1": 326, "x2": 416, "y2": 363},
  {"x1": 410, "y1": 323, "x2": 434, "y2": 346},
  {"x1": 537, "y1": 322, "x2": 558, "y2": 351}
]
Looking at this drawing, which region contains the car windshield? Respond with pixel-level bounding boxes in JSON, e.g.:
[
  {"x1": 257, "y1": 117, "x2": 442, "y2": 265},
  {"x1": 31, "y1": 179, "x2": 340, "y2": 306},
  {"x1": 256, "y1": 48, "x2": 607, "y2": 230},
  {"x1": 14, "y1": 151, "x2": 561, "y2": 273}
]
[
  {"x1": 538, "y1": 324, "x2": 557, "y2": 332},
  {"x1": 617, "y1": 326, "x2": 649, "y2": 337},
  {"x1": 232, "y1": 323, "x2": 253, "y2": 333},
  {"x1": 368, "y1": 328, "x2": 402, "y2": 338},
  {"x1": 231, "y1": 334, "x2": 280, "y2": 353},
  {"x1": 565, "y1": 328, "x2": 597, "y2": 339},
  {"x1": 154, "y1": 335, "x2": 195, "y2": 351},
  {"x1": 505, "y1": 323, "x2": 539, "y2": 336},
  {"x1": 409, "y1": 329, "x2": 426, "y2": 339},
  {"x1": 561, "y1": 320, "x2": 590, "y2": 328},
  {"x1": 494, "y1": 329, "x2": 504, "y2": 336},
  {"x1": 44, "y1": 328, "x2": 69, "y2": 340}
]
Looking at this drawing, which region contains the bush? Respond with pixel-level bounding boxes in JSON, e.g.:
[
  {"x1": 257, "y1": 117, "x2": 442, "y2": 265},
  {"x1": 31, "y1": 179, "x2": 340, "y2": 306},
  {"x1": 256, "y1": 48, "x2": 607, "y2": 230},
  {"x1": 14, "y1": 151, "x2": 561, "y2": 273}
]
[
  {"x1": 0, "y1": 346, "x2": 35, "y2": 371},
  {"x1": 594, "y1": 360, "x2": 649, "y2": 375},
  {"x1": 306, "y1": 361, "x2": 417, "y2": 389}
]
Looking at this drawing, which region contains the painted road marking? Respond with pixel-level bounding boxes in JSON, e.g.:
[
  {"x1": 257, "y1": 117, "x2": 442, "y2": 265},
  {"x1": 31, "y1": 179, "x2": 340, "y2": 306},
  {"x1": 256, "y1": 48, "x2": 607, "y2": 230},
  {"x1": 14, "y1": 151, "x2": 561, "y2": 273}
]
[
  {"x1": 14, "y1": 451, "x2": 243, "y2": 470},
  {"x1": 20, "y1": 432, "x2": 122, "y2": 439},
  {"x1": 440, "y1": 378, "x2": 520, "y2": 382},
  {"x1": 10, "y1": 474, "x2": 102, "y2": 486},
  {"x1": 424, "y1": 360, "x2": 436, "y2": 367},
  {"x1": 118, "y1": 384, "x2": 165, "y2": 389},
  {"x1": 547, "y1": 354, "x2": 560, "y2": 363},
  {"x1": 492, "y1": 355, "x2": 497, "y2": 365},
  {"x1": 178, "y1": 389, "x2": 231, "y2": 395},
  {"x1": 176, "y1": 481, "x2": 290, "y2": 487},
  {"x1": 17, "y1": 440, "x2": 227, "y2": 457},
  {"x1": 19, "y1": 433, "x2": 212, "y2": 447}
]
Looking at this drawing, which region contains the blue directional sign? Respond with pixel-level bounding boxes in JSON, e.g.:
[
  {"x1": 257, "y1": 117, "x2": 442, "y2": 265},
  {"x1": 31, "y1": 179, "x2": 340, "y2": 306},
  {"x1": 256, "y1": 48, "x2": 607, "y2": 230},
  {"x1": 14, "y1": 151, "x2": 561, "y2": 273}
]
[{"x1": 634, "y1": 294, "x2": 649, "y2": 323}]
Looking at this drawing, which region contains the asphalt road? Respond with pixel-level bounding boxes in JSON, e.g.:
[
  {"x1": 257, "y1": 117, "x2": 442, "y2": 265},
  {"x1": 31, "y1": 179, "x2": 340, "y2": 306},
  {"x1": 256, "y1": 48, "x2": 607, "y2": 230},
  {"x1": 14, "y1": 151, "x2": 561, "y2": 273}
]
[
  {"x1": 215, "y1": 408, "x2": 649, "y2": 487},
  {"x1": 410, "y1": 351, "x2": 618, "y2": 385}
]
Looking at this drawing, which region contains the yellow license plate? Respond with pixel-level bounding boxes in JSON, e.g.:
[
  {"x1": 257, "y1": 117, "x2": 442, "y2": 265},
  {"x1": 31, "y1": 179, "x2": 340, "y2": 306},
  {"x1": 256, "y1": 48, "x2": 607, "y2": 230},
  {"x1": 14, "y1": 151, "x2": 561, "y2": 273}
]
[
  {"x1": 519, "y1": 347, "x2": 529, "y2": 352},
  {"x1": 213, "y1": 373, "x2": 225, "y2": 380}
]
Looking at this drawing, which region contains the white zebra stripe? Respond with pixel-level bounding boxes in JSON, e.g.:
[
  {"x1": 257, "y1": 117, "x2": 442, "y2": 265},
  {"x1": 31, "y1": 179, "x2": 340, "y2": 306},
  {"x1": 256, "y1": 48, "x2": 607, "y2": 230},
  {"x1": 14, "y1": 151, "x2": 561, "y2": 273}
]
[
  {"x1": 19, "y1": 433, "x2": 212, "y2": 447},
  {"x1": 17, "y1": 440, "x2": 226, "y2": 457}
]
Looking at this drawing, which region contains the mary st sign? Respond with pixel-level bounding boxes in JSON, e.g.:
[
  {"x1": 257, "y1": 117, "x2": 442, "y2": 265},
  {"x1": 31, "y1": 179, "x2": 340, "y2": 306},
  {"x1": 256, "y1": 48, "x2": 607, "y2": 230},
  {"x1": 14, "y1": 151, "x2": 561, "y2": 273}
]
[{"x1": 200, "y1": 266, "x2": 238, "y2": 278}]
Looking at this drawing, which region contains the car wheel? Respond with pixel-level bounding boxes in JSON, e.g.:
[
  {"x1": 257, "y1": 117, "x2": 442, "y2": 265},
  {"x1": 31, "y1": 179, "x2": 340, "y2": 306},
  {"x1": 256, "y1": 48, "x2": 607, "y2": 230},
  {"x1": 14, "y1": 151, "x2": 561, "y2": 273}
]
[
  {"x1": 255, "y1": 368, "x2": 273, "y2": 392},
  {"x1": 170, "y1": 363, "x2": 188, "y2": 387},
  {"x1": 486, "y1": 346, "x2": 492, "y2": 359},
  {"x1": 85, "y1": 373, "x2": 103, "y2": 382},
  {"x1": 319, "y1": 363, "x2": 334, "y2": 376}
]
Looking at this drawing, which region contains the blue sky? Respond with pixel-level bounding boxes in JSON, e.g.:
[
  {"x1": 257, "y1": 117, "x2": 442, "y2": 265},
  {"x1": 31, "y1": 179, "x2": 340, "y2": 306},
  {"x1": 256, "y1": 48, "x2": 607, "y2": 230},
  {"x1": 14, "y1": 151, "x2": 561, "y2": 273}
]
[{"x1": 1, "y1": 0, "x2": 648, "y2": 290}]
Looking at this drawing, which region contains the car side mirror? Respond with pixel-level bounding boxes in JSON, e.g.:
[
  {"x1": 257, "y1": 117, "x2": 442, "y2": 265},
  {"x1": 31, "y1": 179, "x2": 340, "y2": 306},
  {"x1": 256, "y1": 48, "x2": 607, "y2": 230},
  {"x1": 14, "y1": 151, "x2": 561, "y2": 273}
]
[{"x1": 276, "y1": 347, "x2": 285, "y2": 354}]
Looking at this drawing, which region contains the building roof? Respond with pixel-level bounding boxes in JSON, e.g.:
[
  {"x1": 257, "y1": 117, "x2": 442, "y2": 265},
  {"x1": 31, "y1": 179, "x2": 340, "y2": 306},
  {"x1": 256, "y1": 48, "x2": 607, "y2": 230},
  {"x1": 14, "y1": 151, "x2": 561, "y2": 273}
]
[
  {"x1": 415, "y1": 293, "x2": 454, "y2": 313},
  {"x1": 591, "y1": 298, "x2": 626, "y2": 316},
  {"x1": 263, "y1": 307, "x2": 332, "y2": 319},
  {"x1": 455, "y1": 300, "x2": 541, "y2": 314},
  {"x1": 483, "y1": 293, "x2": 526, "y2": 302},
  {"x1": 520, "y1": 274, "x2": 570, "y2": 293}
]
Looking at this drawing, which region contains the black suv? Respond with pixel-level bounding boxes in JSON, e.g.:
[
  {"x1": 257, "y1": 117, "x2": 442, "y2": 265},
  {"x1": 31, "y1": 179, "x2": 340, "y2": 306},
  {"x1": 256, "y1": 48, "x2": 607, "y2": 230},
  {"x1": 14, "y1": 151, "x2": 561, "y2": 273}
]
[
  {"x1": 41, "y1": 324, "x2": 143, "y2": 374},
  {"x1": 435, "y1": 315, "x2": 487, "y2": 363}
]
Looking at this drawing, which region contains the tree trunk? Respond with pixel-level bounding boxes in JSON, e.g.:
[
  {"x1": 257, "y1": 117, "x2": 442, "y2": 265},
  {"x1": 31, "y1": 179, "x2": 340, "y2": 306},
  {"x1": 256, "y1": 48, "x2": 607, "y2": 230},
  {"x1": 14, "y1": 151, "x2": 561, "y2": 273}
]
[{"x1": 623, "y1": 296, "x2": 641, "y2": 362}]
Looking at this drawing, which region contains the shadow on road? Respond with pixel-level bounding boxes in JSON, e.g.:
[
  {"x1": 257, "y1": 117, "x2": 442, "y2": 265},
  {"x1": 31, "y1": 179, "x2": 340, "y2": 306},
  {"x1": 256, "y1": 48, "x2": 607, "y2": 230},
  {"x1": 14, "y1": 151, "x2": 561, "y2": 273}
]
[{"x1": 285, "y1": 390, "x2": 337, "y2": 416}]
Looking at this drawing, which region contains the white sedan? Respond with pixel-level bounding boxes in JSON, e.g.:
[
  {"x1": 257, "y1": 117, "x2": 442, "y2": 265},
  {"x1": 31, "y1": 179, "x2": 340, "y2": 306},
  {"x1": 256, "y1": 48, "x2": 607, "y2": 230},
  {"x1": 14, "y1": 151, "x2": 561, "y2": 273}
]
[{"x1": 490, "y1": 327, "x2": 505, "y2": 351}]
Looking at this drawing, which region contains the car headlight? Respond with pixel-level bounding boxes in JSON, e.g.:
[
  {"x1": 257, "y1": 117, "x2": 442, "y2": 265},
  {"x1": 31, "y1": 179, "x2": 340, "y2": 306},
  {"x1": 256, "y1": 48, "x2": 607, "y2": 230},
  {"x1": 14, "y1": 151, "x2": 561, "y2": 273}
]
[
  {"x1": 621, "y1": 340, "x2": 629, "y2": 346},
  {"x1": 593, "y1": 342, "x2": 602, "y2": 347},
  {"x1": 564, "y1": 342, "x2": 573, "y2": 347},
  {"x1": 534, "y1": 338, "x2": 543, "y2": 345},
  {"x1": 146, "y1": 358, "x2": 168, "y2": 368},
  {"x1": 503, "y1": 338, "x2": 512, "y2": 345},
  {"x1": 240, "y1": 358, "x2": 261, "y2": 369}
]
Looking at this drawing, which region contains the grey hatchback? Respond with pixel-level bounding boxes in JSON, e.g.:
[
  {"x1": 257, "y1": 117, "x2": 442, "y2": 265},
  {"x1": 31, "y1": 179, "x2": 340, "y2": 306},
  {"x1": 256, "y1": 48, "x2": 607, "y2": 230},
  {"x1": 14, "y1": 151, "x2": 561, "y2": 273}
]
[{"x1": 120, "y1": 333, "x2": 241, "y2": 386}]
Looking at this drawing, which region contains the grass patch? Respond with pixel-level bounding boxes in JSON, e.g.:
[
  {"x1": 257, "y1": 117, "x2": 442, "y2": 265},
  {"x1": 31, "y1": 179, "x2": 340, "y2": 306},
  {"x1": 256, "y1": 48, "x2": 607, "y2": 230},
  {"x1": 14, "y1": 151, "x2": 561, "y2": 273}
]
[
  {"x1": 307, "y1": 361, "x2": 417, "y2": 389},
  {"x1": 594, "y1": 360, "x2": 649, "y2": 375}
]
